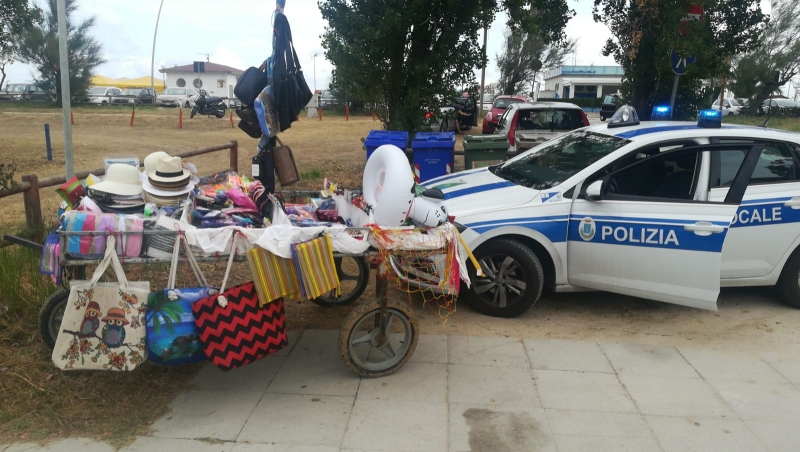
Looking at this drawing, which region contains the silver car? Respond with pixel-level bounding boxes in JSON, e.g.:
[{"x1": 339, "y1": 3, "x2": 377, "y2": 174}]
[{"x1": 156, "y1": 88, "x2": 197, "y2": 108}]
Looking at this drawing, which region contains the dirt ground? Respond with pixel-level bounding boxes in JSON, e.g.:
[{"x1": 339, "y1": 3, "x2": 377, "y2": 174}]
[{"x1": 2, "y1": 106, "x2": 799, "y2": 356}]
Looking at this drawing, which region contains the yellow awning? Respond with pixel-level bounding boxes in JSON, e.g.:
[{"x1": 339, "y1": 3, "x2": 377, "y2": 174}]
[{"x1": 89, "y1": 75, "x2": 166, "y2": 91}]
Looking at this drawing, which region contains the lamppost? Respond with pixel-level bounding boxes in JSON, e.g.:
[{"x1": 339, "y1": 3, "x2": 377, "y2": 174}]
[
  {"x1": 151, "y1": 0, "x2": 165, "y2": 95},
  {"x1": 312, "y1": 53, "x2": 318, "y2": 93}
]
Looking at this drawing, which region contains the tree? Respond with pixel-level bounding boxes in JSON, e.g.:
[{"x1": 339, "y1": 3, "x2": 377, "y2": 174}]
[
  {"x1": 729, "y1": 0, "x2": 800, "y2": 111},
  {"x1": 15, "y1": 0, "x2": 105, "y2": 101},
  {"x1": 0, "y1": 0, "x2": 42, "y2": 89},
  {"x1": 496, "y1": 28, "x2": 575, "y2": 96},
  {"x1": 320, "y1": 0, "x2": 574, "y2": 133},
  {"x1": 593, "y1": 0, "x2": 766, "y2": 119}
]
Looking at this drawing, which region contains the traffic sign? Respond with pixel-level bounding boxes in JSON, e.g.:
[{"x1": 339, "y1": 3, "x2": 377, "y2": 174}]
[{"x1": 670, "y1": 50, "x2": 696, "y2": 75}]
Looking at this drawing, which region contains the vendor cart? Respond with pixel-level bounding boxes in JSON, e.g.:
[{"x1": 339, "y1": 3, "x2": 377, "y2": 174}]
[{"x1": 30, "y1": 224, "x2": 447, "y2": 378}]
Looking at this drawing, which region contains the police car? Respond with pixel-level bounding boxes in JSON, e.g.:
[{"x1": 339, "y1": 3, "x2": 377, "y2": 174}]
[{"x1": 427, "y1": 106, "x2": 800, "y2": 317}]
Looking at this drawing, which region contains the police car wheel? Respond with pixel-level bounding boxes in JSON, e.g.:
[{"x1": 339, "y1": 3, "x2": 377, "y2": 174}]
[
  {"x1": 464, "y1": 239, "x2": 544, "y2": 318},
  {"x1": 776, "y1": 249, "x2": 800, "y2": 309}
]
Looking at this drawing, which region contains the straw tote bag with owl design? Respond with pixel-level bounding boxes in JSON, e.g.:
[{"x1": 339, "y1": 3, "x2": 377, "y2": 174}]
[{"x1": 52, "y1": 236, "x2": 150, "y2": 371}]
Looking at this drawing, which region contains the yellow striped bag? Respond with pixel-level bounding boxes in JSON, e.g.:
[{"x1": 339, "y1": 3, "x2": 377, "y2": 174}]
[
  {"x1": 246, "y1": 246, "x2": 301, "y2": 306},
  {"x1": 291, "y1": 236, "x2": 341, "y2": 300}
]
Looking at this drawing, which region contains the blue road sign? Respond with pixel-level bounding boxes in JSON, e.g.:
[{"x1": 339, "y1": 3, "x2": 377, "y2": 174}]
[
  {"x1": 670, "y1": 50, "x2": 696, "y2": 75},
  {"x1": 193, "y1": 61, "x2": 205, "y2": 73}
]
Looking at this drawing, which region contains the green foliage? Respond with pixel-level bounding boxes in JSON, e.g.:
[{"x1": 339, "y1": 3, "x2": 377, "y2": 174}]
[
  {"x1": 0, "y1": 0, "x2": 42, "y2": 89},
  {"x1": 319, "y1": 0, "x2": 572, "y2": 134},
  {"x1": 0, "y1": 245, "x2": 56, "y2": 319},
  {"x1": 496, "y1": 29, "x2": 576, "y2": 96},
  {"x1": 15, "y1": 0, "x2": 105, "y2": 102},
  {"x1": 0, "y1": 162, "x2": 16, "y2": 191},
  {"x1": 729, "y1": 0, "x2": 800, "y2": 113},
  {"x1": 593, "y1": 0, "x2": 766, "y2": 119}
]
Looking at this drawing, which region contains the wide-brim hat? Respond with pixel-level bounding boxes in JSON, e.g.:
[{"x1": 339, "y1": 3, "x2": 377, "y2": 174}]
[
  {"x1": 101, "y1": 307, "x2": 129, "y2": 325},
  {"x1": 85, "y1": 301, "x2": 102, "y2": 316},
  {"x1": 143, "y1": 151, "x2": 170, "y2": 177},
  {"x1": 143, "y1": 179, "x2": 195, "y2": 197},
  {"x1": 91, "y1": 164, "x2": 143, "y2": 197},
  {"x1": 149, "y1": 156, "x2": 190, "y2": 186}
]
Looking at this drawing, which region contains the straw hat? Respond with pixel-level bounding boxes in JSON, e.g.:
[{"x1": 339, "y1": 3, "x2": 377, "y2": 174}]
[
  {"x1": 149, "y1": 156, "x2": 191, "y2": 189},
  {"x1": 101, "y1": 307, "x2": 129, "y2": 325},
  {"x1": 90, "y1": 164, "x2": 143, "y2": 197},
  {"x1": 143, "y1": 151, "x2": 170, "y2": 176}
]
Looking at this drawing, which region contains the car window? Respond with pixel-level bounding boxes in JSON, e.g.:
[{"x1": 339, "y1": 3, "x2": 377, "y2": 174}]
[
  {"x1": 493, "y1": 98, "x2": 522, "y2": 109},
  {"x1": 493, "y1": 131, "x2": 630, "y2": 190},
  {"x1": 516, "y1": 108, "x2": 583, "y2": 131},
  {"x1": 711, "y1": 142, "x2": 800, "y2": 187},
  {"x1": 603, "y1": 95, "x2": 616, "y2": 104},
  {"x1": 496, "y1": 107, "x2": 514, "y2": 131}
]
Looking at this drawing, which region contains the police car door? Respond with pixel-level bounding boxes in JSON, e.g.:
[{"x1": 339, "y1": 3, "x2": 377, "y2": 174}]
[{"x1": 567, "y1": 144, "x2": 762, "y2": 309}]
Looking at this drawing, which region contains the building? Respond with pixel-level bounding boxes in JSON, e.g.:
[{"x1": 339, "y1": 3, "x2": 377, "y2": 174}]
[
  {"x1": 159, "y1": 62, "x2": 244, "y2": 100},
  {"x1": 540, "y1": 65, "x2": 623, "y2": 99}
]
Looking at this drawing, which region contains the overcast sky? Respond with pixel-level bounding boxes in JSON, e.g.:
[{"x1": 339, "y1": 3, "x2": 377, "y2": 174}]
[{"x1": 4, "y1": 0, "x2": 775, "y2": 93}]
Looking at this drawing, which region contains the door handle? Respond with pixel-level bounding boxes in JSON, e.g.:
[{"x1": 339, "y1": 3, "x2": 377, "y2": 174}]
[
  {"x1": 685, "y1": 222, "x2": 726, "y2": 236},
  {"x1": 784, "y1": 197, "x2": 800, "y2": 209}
]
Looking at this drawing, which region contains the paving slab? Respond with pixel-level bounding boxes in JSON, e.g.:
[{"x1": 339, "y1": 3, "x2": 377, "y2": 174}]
[
  {"x1": 448, "y1": 364, "x2": 540, "y2": 408},
  {"x1": 678, "y1": 347, "x2": 790, "y2": 384},
  {"x1": 646, "y1": 416, "x2": 767, "y2": 452},
  {"x1": 236, "y1": 394, "x2": 353, "y2": 447},
  {"x1": 342, "y1": 399, "x2": 447, "y2": 452},
  {"x1": 5, "y1": 440, "x2": 115, "y2": 452},
  {"x1": 409, "y1": 334, "x2": 447, "y2": 364},
  {"x1": 448, "y1": 335, "x2": 529, "y2": 368},
  {"x1": 268, "y1": 330, "x2": 302, "y2": 357},
  {"x1": 535, "y1": 370, "x2": 637, "y2": 413},
  {"x1": 449, "y1": 404, "x2": 556, "y2": 452},
  {"x1": 745, "y1": 421, "x2": 800, "y2": 452},
  {"x1": 552, "y1": 435, "x2": 663, "y2": 452},
  {"x1": 524, "y1": 339, "x2": 614, "y2": 374},
  {"x1": 619, "y1": 374, "x2": 735, "y2": 418},
  {"x1": 601, "y1": 343, "x2": 699, "y2": 379},
  {"x1": 708, "y1": 379, "x2": 800, "y2": 422},
  {"x1": 189, "y1": 357, "x2": 284, "y2": 393},
  {"x1": 149, "y1": 389, "x2": 261, "y2": 441},
  {"x1": 231, "y1": 445, "x2": 338, "y2": 452},
  {"x1": 266, "y1": 351, "x2": 360, "y2": 397},
  {"x1": 121, "y1": 437, "x2": 234, "y2": 452},
  {"x1": 760, "y1": 351, "x2": 800, "y2": 385},
  {"x1": 287, "y1": 330, "x2": 341, "y2": 359},
  {"x1": 357, "y1": 362, "x2": 447, "y2": 403},
  {"x1": 545, "y1": 409, "x2": 653, "y2": 438}
]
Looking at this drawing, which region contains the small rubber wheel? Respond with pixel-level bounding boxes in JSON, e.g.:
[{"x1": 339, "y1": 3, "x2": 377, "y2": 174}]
[
  {"x1": 339, "y1": 300, "x2": 418, "y2": 378},
  {"x1": 462, "y1": 238, "x2": 544, "y2": 318},
  {"x1": 776, "y1": 249, "x2": 800, "y2": 308},
  {"x1": 39, "y1": 289, "x2": 70, "y2": 350},
  {"x1": 313, "y1": 256, "x2": 370, "y2": 307}
]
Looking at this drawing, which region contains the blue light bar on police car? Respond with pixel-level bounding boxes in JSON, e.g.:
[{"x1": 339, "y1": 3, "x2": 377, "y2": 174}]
[
  {"x1": 698, "y1": 109, "x2": 722, "y2": 128},
  {"x1": 651, "y1": 106, "x2": 671, "y2": 120}
]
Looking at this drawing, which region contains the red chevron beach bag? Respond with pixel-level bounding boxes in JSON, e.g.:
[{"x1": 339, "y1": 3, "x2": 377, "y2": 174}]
[{"x1": 192, "y1": 233, "x2": 288, "y2": 371}]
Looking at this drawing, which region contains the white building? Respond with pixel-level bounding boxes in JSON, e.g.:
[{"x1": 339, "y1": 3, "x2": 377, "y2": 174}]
[
  {"x1": 540, "y1": 65, "x2": 623, "y2": 99},
  {"x1": 159, "y1": 62, "x2": 244, "y2": 100}
]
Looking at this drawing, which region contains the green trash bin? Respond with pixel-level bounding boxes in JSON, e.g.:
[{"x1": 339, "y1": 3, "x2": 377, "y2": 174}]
[{"x1": 463, "y1": 135, "x2": 509, "y2": 170}]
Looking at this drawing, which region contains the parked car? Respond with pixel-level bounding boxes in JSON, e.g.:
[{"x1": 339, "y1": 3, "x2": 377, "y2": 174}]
[
  {"x1": 482, "y1": 95, "x2": 529, "y2": 134},
  {"x1": 81, "y1": 86, "x2": 123, "y2": 105},
  {"x1": 156, "y1": 88, "x2": 197, "y2": 108},
  {"x1": 760, "y1": 98, "x2": 799, "y2": 115},
  {"x1": 421, "y1": 106, "x2": 800, "y2": 318},
  {"x1": 599, "y1": 94, "x2": 619, "y2": 121},
  {"x1": 112, "y1": 88, "x2": 157, "y2": 106},
  {"x1": 494, "y1": 101, "x2": 590, "y2": 158},
  {"x1": 482, "y1": 93, "x2": 494, "y2": 112},
  {"x1": 424, "y1": 95, "x2": 479, "y2": 132},
  {"x1": 0, "y1": 83, "x2": 51, "y2": 102},
  {"x1": 711, "y1": 98, "x2": 742, "y2": 116},
  {"x1": 319, "y1": 90, "x2": 338, "y2": 109}
]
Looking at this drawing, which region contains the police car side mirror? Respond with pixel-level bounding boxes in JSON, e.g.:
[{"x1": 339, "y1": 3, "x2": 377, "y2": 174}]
[{"x1": 586, "y1": 180, "x2": 603, "y2": 201}]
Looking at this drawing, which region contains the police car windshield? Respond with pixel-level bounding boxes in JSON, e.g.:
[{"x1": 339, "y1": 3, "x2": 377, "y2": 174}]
[{"x1": 494, "y1": 131, "x2": 629, "y2": 190}]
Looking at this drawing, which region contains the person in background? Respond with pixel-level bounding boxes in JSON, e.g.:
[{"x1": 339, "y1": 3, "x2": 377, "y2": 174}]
[{"x1": 454, "y1": 92, "x2": 472, "y2": 134}]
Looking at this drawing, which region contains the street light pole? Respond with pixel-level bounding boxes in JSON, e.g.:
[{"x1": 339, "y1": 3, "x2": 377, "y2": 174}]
[
  {"x1": 56, "y1": 0, "x2": 74, "y2": 178},
  {"x1": 151, "y1": 0, "x2": 165, "y2": 95},
  {"x1": 312, "y1": 53, "x2": 318, "y2": 93},
  {"x1": 478, "y1": 26, "x2": 487, "y2": 112}
]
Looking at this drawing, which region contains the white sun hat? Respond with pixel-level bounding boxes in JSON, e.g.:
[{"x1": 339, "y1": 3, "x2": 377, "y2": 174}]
[
  {"x1": 90, "y1": 164, "x2": 144, "y2": 197},
  {"x1": 143, "y1": 151, "x2": 170, "y2": 176},
  {"x1": 148, "y1": 156, "x2": 191, "y2": 187}
]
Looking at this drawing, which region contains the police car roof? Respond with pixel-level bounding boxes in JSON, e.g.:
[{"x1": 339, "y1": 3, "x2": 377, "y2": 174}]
[{"x1": 585, "y1": 121, "x2": 800, "y2": 143}]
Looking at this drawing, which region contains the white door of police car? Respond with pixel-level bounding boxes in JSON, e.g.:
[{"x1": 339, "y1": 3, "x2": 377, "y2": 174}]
[{"x1": 567, "y1": 144, "x2": 762, "y2": 309}]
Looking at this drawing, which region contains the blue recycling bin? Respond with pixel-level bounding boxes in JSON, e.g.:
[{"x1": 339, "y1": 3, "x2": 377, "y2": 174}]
[
  {"x1": 411, "y1": 132, "x2": 456, "y2": 183},
  {"x1": 364, "y1": 130, "x2": 409, "y2": 161}
]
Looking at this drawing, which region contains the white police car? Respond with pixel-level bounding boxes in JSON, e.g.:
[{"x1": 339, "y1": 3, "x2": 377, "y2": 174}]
[{"x1": 428, "y1": 106, "x2": 800, "y2": 317}]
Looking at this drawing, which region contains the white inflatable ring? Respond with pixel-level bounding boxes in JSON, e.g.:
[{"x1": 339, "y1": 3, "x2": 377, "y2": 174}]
[{"x1": 363, "y1": 144, "x2": 415, "y2": 226}]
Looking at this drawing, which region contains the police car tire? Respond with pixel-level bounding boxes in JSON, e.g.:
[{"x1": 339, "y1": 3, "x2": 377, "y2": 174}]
[
  {"x1": 464, "y1": 239, "x2": 544, "y2": 318},
  {"x1": 776, "y1": 250, "x2": 800, "y2": 309}
]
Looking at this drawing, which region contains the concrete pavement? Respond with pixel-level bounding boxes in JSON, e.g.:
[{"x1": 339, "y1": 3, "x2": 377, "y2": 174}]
[{"x1": 5, "y1": 330, "x2": 800, "y2": 452}]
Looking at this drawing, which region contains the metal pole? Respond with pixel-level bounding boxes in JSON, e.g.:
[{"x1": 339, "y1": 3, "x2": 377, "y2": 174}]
[
  {"x1": 151, "y1": 0, "x2": 165, "y2": 95},
  {"x1": 478, "y1": 26, "x2": 487, "y2": 112},
  {"x1": 718, "y1": 55, "x2": 729, "y2": 114},
  {"x1": 669, "y1": 75, "x2": 680, "y2": 119},
  {"x1": 44, "y1": 124, "x2": 52, "y2": 161},
  {"x1": 312, "y1": 54, "x2": 317, "y2": 93},
  {"x1": 56, "y1": 0, "x2": 74, "y2": 178}
]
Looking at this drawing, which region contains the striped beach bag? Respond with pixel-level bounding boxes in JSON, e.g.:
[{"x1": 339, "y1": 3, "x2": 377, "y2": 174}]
[
  {"x1": 291, "y1": 235, "x2": 340, "y2": 300},
  {"x1": 247, "y1": 246, "x2": 301, "y2": 305}
]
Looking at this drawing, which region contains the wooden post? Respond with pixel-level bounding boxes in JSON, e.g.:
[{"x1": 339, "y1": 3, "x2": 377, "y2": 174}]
[
  {"x1": 44, "y1": 124, "x2": 53, "y2": 161},
  {"x1": 21, "y1": 175, "x2": 43, "y2": 239},
  {"x1": 130, "y1": 105, "x2": 136, "y2": 127},
  {"x1": 345, "y1": 104, "x2": 350, "y2": 121},
  {"x1": 372, "y1": 109, "x2": 376, "y2": 121},
  {"x1": 318, "y1": 106, "x2": 322, "y2": 121},
  {"x1": 179, "y1": 107, "x2": 183, "y2": 129},
  {"x1": 70, "y1": 111, "x2": 75, "y2": 125},
  {"x1": 230, "y1": 110, "x2": 235, "y2": 128},
  {"x1": 229, "y1": 140, "x2": 239, "y2": 173}
]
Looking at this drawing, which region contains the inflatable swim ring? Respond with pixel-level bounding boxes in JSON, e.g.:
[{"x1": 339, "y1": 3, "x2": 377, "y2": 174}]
[{"x1": 363, "y1": 145, "x2": 415, "y2": 226}]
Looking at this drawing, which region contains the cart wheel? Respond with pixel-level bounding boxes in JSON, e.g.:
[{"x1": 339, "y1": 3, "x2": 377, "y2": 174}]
[
  {"x1": 313, "y1": 256, "x2": 370, "y2": 307},
  {"x1": 39, "y1": 289, "x2": 69, "y2": 350},
  {"x1": 338, "y1": 300, "x2": 418, "y2": 378}
]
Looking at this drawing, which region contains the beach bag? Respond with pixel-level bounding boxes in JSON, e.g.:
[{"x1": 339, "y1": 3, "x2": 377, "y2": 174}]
[
  {"x1": 192, "y1": 233, "x2": 288, "y2": 371},
  {"x1": 247, "y1": 245, "x2": 301, "y2": 306},
  {"x1": 291, "y1": 235, "x2": 340, "y2": 300},
  {"x1": 52, "y1": 236, "x2": 150, "y2": 371},
  {"x1": 273, "y1": 137, "x2": 299, "y2": 186},
  {"x1": 146, "y1": 234, "x2": 216, "y2": 366},
  {"x1": 235, "y1": 65, "x2": 269, "y2": 107}
]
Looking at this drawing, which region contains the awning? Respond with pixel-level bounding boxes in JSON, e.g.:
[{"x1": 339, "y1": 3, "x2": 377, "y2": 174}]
[{"x1": 89, "y1": 75, "x2": 166, "y2": 90}]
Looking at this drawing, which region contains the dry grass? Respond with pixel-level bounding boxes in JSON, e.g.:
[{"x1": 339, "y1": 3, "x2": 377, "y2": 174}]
[{"x1": 725, "y1": 114, "x2": 800, "y2": 132}]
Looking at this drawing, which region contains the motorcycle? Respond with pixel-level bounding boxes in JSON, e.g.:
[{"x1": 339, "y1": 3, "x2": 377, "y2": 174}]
[{"x1": 190, "y1": 90, "x2": 227, "y2": 119}]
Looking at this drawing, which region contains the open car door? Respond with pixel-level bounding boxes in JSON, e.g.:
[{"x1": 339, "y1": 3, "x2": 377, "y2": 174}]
[{"x1": 567, "y1": 144, "x2": 763, "y2": 310}]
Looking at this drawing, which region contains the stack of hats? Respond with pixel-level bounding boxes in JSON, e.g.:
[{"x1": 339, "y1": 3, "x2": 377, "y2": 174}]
[
  {"x1": 87, "y1": 164, "x2": 146, "y2": 213},
  {"x1": 142, "y1": 154, "x2": 195, "y2": 206}
]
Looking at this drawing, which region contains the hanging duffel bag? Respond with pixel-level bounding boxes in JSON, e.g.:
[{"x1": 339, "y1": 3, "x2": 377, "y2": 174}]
[
  {"x1": 274, "y1": 137, "x2": 299, "y2": 187},
  {"x1": 235, "y1": 65, "x2": 269, "y2": 108}
]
